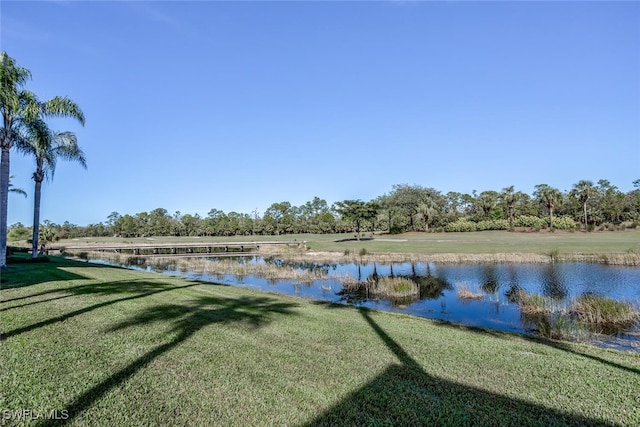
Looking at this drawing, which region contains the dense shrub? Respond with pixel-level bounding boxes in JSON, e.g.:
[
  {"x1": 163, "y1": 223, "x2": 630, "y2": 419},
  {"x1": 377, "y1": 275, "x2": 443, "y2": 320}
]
[
  {"x1": 444, "y1": 219, "x2": 478, "y2": 232},
  {"x1": 445, "y1": 218, "x2": 510, "y2": 232},
  {"x1": 7, "y1": 226, "x2": 31, "y2": 242},
  {"x1": 476, "y1": 219, "x2": 510, "y2": 231},
  {"x1": 513, "y1": 215, "x2": 547, "y2": 229},
  {"x1": 552, "y1": 216, "x2": 578, "y2": 230},
  {"x1": 389, "y1": 225, "x2": 404, "y2": 234}
]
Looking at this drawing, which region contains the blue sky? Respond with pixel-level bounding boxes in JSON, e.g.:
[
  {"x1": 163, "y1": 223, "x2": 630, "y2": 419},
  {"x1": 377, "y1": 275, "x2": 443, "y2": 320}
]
[{"x1": 2, "y1": 1, "x2": 639, "y2": 226}]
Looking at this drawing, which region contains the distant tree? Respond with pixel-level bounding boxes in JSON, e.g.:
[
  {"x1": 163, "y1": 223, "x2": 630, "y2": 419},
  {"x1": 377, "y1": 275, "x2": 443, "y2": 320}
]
[
  {"x1": 106, "y1": 211, "x2": 121, "y2": 236},
  {"x1": 23, "y1": 117, "x2": 85, "y2": 258},
  {"x1": 317, "y1": 211, "x2": 337, "y2": 233},
  {"x1": 334, "y1": 199, "x2": 379, "y2": 240},
  {"x1": 534, "y1": 184, "x2": 562, "y2": 229},
  {"x1": 571, "y1": 180, "x2": 595, "y2": 231},
  {"x1": 299, "y1": 196, "x2": 330, "y2": 233},
  {"x1": 7, "y1": 222, "x2": 30, "y2": 241},
  {"x1": 500, "y1": 186, "x2": 526, "y2": 229},
  {"x1": 625, "y1": 180, "x2": 640, "y2": 222},
  {"x1": 386, "y1": 184, "x2": 443, "y2": 231},
  {"x1": 444, "y1": 191, "x2": 464, "y2": 222},
  {"x1": 147, "y1": 208, "x2": 172, "y2": 236},
  {"x1": 180, "y1": 213, "x2": 202, "y2": 236},
  {"x1": 116, "y1": 214, "x2": 139, "y2": 238},
  {"x1": 376, "y1": 194, "x2": 399, "y2": 233},
  {"x1": 135, "y1": 211, "x2": 151, "y2": 236},
  {"x1": 417, "y1": 199, "x2": 438, "y2": 232},
  {"x1": 596, "y1": 179, "x2": 625, "y2": 224},
  {"x1": 264, "y1": 201, "x2": 292, "y2": 235},
  {"x1": 475, "y1": 190, "x2": 500, "y2": 220}
]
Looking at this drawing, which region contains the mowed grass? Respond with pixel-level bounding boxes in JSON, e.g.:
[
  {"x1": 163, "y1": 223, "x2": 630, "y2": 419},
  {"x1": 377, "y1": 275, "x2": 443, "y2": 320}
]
[
  {"x1": 2, "y1": 257, "x2": 640, "y2": 426},
  {"x1": 54, "y1": 229, "x2": 640, "y2": 257}
]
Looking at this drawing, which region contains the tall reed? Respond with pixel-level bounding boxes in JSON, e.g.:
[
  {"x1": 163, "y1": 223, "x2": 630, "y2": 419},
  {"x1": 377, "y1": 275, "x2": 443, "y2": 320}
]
[{"x1": 515, "y1": 289, "x2": 640, "y2": 340}]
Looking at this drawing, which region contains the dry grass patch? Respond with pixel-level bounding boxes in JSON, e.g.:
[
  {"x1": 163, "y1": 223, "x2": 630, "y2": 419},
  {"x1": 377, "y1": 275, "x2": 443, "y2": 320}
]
[{"x1": 456, "y1": 283, "x2": 484, "y2": 300}]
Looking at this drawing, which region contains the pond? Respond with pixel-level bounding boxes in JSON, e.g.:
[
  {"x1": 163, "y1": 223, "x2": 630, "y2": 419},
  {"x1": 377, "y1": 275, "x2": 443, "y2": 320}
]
[{"x1": 88, "y1": 255, "x2": 640, "y2": 351}]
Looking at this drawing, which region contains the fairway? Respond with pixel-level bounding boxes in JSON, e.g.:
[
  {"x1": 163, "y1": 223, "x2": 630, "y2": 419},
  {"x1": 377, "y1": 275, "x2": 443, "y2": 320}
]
[
  {"x1": 51, "y1": 230, "x2": 640, "y2": 265},
  {"x1": 2, "y1": 256, "x2": 639, "y2": 426}
]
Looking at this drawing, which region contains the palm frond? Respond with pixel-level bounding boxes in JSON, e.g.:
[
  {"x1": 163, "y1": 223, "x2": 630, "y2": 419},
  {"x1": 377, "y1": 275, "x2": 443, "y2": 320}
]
[
  {"x1": 41, "y1": 96, "x2": 85, "y2": 126},
  {"x1": 8, "y1": 175, "x2": 27, "y2": 197},
  {"x1": 0, "y1": 52, "x2": 32, "y2": 87}
]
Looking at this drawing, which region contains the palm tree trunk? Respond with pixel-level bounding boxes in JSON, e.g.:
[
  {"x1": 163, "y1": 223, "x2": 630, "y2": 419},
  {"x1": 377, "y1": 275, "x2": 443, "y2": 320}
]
[
  {"x1": 583, "y1": 202, "x2": 588, "y2": 232},
  {"x1": 508, "y1": 203, "x2": 514, "y2": 229},
  {"x1": 31, "y1": 177, "x2": 43, "y2": 258},
  {"x1": 0, "y1": 145, "x2": 11, "y2": 268}
]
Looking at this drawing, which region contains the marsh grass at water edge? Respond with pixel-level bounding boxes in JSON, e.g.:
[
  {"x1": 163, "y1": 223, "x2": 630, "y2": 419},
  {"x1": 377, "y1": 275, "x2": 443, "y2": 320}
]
[{"x1": 76, "y1": 251, "x2": 640, "y2": 350}]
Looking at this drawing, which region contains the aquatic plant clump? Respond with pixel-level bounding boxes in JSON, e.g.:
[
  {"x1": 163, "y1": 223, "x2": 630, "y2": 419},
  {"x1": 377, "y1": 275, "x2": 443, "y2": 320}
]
[
  {"x1": 456, "y1": 284, "x2": 483, "y2": 300},
  {"x1": 516, "y1": 289, "x2": 640, "y2": 340},
  {"x1": 515, "y1": 290, "x2": 563, "y2": 316},
  {"x1": 570, "y1": 294, "x2": 639, "y2": 328},
  {"x1": 368, "y1": 276, "x2": 419, "y2": 299}
]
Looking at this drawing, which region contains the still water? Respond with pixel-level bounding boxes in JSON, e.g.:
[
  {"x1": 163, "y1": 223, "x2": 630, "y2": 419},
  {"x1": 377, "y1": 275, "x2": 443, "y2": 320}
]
[{"x1": 92, "y1": 256, "x2": 640, "y2": 350}]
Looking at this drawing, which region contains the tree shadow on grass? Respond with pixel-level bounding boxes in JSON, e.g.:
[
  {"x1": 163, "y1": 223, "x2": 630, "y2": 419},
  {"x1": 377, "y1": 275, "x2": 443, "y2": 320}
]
[
  {"x1": 0, "y1": 256, "x2": 119, "y2": 291},
  {"x1": 523, "y1": 334, "x2": 640, "y2": 376},
  {"x1": 1, "y1": 279, "x2": 202, "y2": 340},
  {"x1": 426, "y1": 308, "x2": 640, "y2": 376},
  {"x1": 315, "y1": 300, "x2": 640, "y2": 377},
  {"x1": 39, "y1": 294, "x2": 299, "y2": 426},
  {"x1": 303, "y1": 305, "x2": 616, "y2": 426}
]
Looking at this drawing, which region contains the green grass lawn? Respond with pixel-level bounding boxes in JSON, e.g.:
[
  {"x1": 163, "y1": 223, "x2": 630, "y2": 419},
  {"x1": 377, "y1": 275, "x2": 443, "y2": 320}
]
[
  {"x1": 52, "y1": 229, "x2": 640, "y2": 256},
  {"x1": 2, "y1": 256, "x2": 639, "y2": 426}
]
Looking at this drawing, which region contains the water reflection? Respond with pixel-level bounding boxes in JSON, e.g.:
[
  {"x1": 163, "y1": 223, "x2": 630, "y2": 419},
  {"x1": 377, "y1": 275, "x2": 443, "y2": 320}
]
[
  {"x1": 541, "y1": 264, "x2": 568, "y2": 300},
  {"x1": 337, "y1": 265, "x2": 452, "y2": 307},
  {"x1": 85, "y1": 253, "x2": 640, "y2": 350}
]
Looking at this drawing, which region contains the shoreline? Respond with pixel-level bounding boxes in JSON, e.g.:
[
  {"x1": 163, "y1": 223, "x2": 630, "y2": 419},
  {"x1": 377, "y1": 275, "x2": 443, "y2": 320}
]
[{"x1": 270, "y1": 249, "x2": 640, "y2": 266}]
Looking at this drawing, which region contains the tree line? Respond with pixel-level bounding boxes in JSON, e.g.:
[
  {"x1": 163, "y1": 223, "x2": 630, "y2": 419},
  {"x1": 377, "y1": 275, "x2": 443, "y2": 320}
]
[{"x1": 9, "y1": 180, "x2": 640, "y2": 244}]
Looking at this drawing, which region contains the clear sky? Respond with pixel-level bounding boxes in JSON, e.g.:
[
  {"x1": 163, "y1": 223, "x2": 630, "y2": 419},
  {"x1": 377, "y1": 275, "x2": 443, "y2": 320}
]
[{"x1": 2, "y1": 0, "x2": 639, "y2": 226}]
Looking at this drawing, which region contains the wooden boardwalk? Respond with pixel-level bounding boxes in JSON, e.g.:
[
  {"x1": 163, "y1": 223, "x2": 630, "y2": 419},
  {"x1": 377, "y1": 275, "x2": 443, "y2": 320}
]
[{"x1": 51, "y1": 241, "x2": 303, "y2": 257}]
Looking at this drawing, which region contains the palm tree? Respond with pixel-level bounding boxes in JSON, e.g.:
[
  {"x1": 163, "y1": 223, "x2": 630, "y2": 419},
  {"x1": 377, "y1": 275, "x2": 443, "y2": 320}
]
[
  {"x1": 1, "y1": 52, "x2": 33, "y2": 267},
  {"x1": 571, "y1": 180, "x2": 595, "y2": 231},
  {"x1": 418, "y1": 199, "x2": 437, "y2": 232},
  {"x1": 500, "y1": 186, "x2": 521, "y2": 229},
  {"x1": 9, "y1": 175, "x2": 26, "y2": 197},
  {"x1": 0, "y1": 52, "x2": 84, "y2": 267},
  {"x1": 24, "y1": 118, "x2": 86, "y2": 257},
  {"x1": 534, "y1": 184, "x2": 562, "y2": 229},
  {"x1": 476, "y1": 190, "x2": 499, "y2": 220}
]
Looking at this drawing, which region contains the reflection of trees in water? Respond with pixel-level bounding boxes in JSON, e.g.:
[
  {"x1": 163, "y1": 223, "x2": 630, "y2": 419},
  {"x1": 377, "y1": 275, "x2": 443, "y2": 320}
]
[
  {"x1": 480, "y1": 266, "x2": 508, "y2": 314},
  {"x1": 480, "y1": 265, "x2": 499, "y2": 294},
  {"x1": 412, "y1": 275, "x2": 452, "y2": 300},
  {"x1": 504, "y1": 266, "x2": 522, "y2": 304},
  {"x1": 505, "y1": 284, "x2": 523, "y2": 304},
  {"x1": 263, "y1": 257, "x2": 336, "y2": 276},
  {"x1": 541, "y1": 264, "x2": 568, "y2": 300},
  {"x1": 338, "y1": 262, "x2": 452, "y2": 306}
]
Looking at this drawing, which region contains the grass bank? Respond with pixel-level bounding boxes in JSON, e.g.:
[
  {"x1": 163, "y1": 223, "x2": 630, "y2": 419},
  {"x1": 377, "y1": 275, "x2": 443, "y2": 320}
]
[{"x1": 1, "y1": 257, "x2": 639, "y2": 426}]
